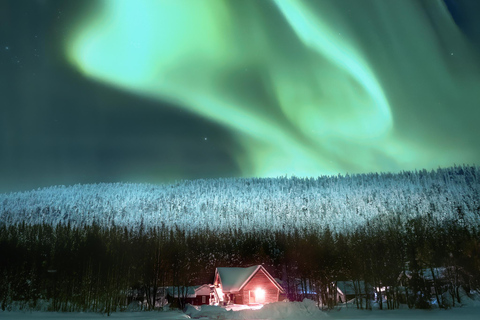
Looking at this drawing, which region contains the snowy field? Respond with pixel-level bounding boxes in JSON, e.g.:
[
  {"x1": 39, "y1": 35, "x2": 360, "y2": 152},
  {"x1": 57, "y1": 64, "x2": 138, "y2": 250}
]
[
  {"x1": 1, "y1": 308, "x2": 479, "y2": 320},
  {"x1": 0, "y1": 311, "x2": 190, "y2": 320},
  {"x1": 1, "y1": 300, "x2": 479, "y2": 320},
  {"x1": 327, "y1": 306, "x2": 480, "y2": 320}
]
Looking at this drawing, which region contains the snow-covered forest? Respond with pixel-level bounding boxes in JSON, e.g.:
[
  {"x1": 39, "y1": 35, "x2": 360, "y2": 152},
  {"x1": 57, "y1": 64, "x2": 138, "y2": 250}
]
[
  {"x1": 0, "y1": 165, "x2": 479, "y2": 313},
  {"x1": 1, "y1": 165, "x2": 479, "y2": 234}
]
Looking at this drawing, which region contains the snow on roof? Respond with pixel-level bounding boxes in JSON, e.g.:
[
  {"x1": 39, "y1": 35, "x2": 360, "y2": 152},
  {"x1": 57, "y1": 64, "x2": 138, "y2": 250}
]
[
  {"x1": 336, "y1": 281, "x2": 369, "y2": 296},
  {"x1": 195, "y1": 284, "x2": 212, "y2": 295},
  {"x1": 164, "y1": 286, "x2": 198, "y2": 298},
  {"x1": 216, "y1": 265, "x2": 261, "y2": 292},
  {"x1": 160, "y1": 284, "x2": 211, "y2": 298}
]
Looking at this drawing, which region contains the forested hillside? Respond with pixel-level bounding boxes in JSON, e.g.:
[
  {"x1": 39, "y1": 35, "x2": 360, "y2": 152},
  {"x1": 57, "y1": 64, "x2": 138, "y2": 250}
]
[
  {"x1": 0, "y1": 165, "x2": 479, "y2": 312},
  {"x1": 1, "y1": 165, "x2": 479, "y2": 234}
]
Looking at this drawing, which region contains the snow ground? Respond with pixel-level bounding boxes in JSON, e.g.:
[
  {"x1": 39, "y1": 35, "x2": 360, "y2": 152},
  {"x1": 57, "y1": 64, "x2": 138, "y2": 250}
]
[
  {"x1": 185, "y1": 299, "x2": 480, "y2": 319},
  {"x1": 225, "y1": 304, "x2": 264, "y2": 311},
  {"x1": 327, "y1": 307, "x2": 480, "y2": 320},
  {"x1": 1, "y1": 300, "x2": 479, "y2": 320},
  {"x1": 0, "y1": 311, "x2": 189, "y2": 320}
]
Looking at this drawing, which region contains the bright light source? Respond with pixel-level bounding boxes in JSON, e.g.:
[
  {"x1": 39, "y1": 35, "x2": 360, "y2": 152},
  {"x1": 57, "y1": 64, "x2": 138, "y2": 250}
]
[
  {"x1": 255, "y1": 288, "x2": 265, "y2": 302},
  {"x1": 216, "y1": 287, "x2": 224, "y2": 301}
]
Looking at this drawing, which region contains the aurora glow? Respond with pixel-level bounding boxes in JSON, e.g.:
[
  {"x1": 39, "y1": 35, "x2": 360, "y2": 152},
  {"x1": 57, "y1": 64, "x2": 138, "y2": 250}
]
[{"x1": 66, "y1": 0, "x2": 480, "y2": 178}]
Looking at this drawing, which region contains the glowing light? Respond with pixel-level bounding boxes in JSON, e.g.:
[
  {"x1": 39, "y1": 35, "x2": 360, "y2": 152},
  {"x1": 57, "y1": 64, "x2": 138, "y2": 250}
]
[
  {"x1": 215, "y1": 287, "x2": 224, "y2": 302},
  {"x1": 66, "y1": 0, "x2": 480, "y2": 177},
  {"x1": 255, "y1": 288, "x2": 266, "y2": 303}
]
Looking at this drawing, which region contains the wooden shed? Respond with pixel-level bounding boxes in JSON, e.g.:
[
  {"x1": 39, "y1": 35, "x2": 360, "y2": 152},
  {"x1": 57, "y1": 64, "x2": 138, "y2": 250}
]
[{"x1": 212, "y1": 265, "x2": 285, "y2": 305}]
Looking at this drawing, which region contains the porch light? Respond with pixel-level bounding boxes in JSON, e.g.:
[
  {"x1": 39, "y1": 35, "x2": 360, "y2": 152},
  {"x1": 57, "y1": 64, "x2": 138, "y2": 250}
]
[
  {"x1": 255, "y1": 288, "x2": 265, "y2": 300},
  {"x1": 216, "y1": 287, "x2": 224, "y2": 301}
]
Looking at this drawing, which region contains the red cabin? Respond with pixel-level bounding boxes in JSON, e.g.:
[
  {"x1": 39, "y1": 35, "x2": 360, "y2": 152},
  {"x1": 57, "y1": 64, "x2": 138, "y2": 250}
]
[{"x1": 212, "y1": 265, "x2": 285, "y2": 305}]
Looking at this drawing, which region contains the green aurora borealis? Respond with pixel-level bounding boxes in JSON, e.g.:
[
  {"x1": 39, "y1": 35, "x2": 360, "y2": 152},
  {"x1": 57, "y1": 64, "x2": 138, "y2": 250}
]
[
  {"x1": 67, "y1": 0, "x2": 479, "y2": 178},
  {"x1": 1, "y1": 0, "x2": 479, "y2": 192}
]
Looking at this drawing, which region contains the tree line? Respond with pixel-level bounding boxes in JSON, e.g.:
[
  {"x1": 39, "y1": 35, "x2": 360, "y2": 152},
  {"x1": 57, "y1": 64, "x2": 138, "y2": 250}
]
[{"x1": 1, "y1": 213, "x2": 479, "y2": 312}]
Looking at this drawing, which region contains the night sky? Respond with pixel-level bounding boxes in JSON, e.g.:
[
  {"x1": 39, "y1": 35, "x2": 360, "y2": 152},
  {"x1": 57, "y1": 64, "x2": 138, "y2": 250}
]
[{"x1": 1, "y1": 0, "x2": 479, "y2": 193}]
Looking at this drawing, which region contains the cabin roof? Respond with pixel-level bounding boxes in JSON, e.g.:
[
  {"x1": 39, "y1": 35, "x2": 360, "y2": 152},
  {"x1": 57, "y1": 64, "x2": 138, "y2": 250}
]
[
  {"x1": 216, "y1": 265, "x2": 259, "y2": 292},
  {"x1": 215, "y1": 265, "x2": 284, "y2": 293}
]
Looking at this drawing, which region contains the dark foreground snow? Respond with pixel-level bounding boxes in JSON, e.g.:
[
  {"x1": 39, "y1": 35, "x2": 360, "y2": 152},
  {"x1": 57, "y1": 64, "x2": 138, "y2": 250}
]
[
  {"x1": 327, "y1": 307, "x2": 480, "y2": 320},
  {"x1": 1, "y1": 299, "x2": 479, "y2": 320},
  {"x1": 0, "y1": 310, "x2": 188, "y2": 320}
]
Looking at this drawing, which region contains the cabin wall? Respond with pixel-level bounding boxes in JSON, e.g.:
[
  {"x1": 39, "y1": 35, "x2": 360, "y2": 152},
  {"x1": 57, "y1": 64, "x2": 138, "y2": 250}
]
[
  {"x1": 190, "y1": 295, "x2": 210, "y2": 305},
  {"x1": 233, "y1": 292, "x2": 244, "y2": 305}
]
